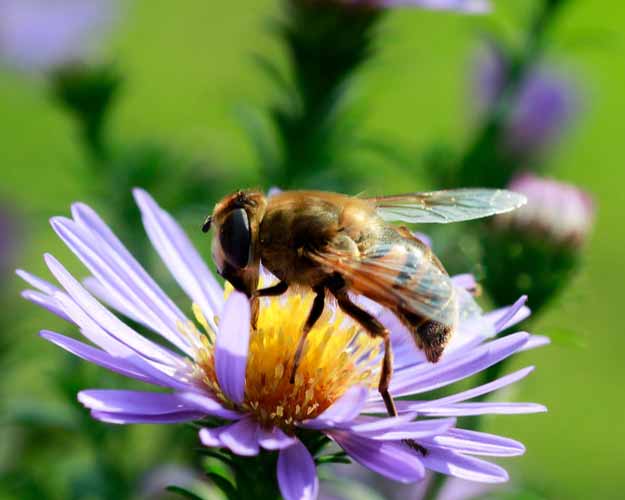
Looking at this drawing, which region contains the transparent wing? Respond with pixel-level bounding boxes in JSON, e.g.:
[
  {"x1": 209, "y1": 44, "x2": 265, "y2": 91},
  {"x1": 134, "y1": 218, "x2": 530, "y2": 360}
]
[
  {"x1": 310, "y1": 241, "x2": 480, "y2": 327},
  {"x1": 455, "y1": 286, "x2": 486, "y2": 323},
  {"x1": 368, "y1": 189, "x2": 527, "y2": 224}
]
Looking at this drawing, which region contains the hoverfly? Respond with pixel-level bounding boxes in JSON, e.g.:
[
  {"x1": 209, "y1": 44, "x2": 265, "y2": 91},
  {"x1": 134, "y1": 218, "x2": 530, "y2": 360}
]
[{"x1": 202, "y1": 189, "x2": 526, "y2": 420}]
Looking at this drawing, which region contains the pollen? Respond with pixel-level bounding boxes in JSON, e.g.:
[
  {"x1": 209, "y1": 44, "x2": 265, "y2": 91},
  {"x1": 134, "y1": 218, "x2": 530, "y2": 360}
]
[{"x1": 186, "y1": 287, "x2": 382, "y2": 431}]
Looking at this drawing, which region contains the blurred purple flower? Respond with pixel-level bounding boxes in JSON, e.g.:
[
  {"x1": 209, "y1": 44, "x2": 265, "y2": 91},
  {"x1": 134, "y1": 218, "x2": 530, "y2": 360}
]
[
  {"x1": 0, "y1": 203, "x2": 20, "y2": 283},
  {"x1": 0, "y1": 0, "x2": 116, "y2": 73},
  {"x1": 320, "y1": 469, "x2": 497, "y2": 500},
  {"x1": 20, "y1": 190, "x2": 546, "y2": 500},
  {"x1": 140, "y1": 464, "x2": 201, "y2": 500},
  {"x1": 473, "y1": 44, "x2": 579, "y2": 155},
  {"x1": 346, "y1": 0, "x2": 490, "y2": 12},
  {"x1": 436, "y1": 476, "x2": 499, "y2": 500},
  {"x1": 496, "y1": 172, "x2": 595, "y2": 248}
]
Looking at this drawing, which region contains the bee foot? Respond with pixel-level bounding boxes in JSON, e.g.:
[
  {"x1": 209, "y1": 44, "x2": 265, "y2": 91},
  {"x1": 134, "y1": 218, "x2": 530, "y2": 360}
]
[{"x1": 404, "y1": 439, "x2": 427, "y2": 456}]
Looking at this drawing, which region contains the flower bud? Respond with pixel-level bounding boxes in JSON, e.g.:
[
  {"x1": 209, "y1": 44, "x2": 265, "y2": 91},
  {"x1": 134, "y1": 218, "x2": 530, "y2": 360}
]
[
  {"x1": 483, "y1": 173, "x2": 594, "y2": 311},
  {"x1": 497, "y1": 172, "x2": 594, "y2": 248}
]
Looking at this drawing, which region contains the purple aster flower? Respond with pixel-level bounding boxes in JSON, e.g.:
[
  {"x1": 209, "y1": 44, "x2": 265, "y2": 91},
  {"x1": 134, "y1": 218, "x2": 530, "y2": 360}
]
[
  {"x1": 473, "y1": 44, "x2": 578, "y2": 156},
  {"x1": 0, "y1": 0, "x2": 116, "y2": 73},
  {"x1": 19, "y1": 189, "x2": 546, "y2": 500},
  {"x1": 496, "y1": 172, "x2": 595, "y2": 248}
]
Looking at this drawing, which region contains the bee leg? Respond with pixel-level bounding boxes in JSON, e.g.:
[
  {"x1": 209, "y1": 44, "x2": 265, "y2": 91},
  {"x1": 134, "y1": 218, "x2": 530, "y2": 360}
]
[
  {"x1": 250, "y1": 281, "x2": 289, "y2": 328},
  {"x1": 332, "y1": 292, "x2": 395, "y2": 414},
  {"x1": 251, "y1": 297, "x2": 259, "y2": 329},
  {"x1": 290, "y1": 285, "x2": 325, "y2": 384},
  {"x1": 253, "y1": 280, "x2": 289, "y2": 298},
  {"x1": 332, "y1": 290, "x2": 428, "y2": 456}
]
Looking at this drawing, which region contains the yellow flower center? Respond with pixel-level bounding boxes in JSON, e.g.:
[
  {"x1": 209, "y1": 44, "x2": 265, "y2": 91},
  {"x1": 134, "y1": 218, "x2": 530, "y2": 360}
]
[{"x1": 183, "y1": 288, "x2": 381, "y2": 431}]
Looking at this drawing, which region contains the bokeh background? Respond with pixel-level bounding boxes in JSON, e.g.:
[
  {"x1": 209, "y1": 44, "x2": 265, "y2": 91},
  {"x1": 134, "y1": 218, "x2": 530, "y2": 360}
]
[{"x1": 1, "y1": 0, "x2": 623, "y2": 499}]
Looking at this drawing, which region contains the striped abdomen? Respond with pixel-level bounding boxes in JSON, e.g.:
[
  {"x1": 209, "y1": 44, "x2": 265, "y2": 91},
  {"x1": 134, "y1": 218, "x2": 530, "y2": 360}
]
[{"x1": 354, "y1": 228, "x2": 458, "y2": 363}]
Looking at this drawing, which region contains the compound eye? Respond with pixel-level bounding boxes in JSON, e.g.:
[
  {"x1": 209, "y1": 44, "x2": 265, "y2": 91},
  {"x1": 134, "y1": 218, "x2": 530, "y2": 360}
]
[{"x1": 219, "y1": 208, "x2": 251, "y2": 269}]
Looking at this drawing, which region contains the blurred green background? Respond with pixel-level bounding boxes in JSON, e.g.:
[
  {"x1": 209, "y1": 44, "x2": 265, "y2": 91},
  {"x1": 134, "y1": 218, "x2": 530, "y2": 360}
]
[{"x1": 1, "y1": 0, "x2": 624, "y2": 499}]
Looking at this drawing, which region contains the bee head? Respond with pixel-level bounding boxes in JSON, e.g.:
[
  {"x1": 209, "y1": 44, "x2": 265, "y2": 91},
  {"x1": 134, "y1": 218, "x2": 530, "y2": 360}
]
[{"x1": 203, "y1": 189, "x2": 267, "y2": 297}]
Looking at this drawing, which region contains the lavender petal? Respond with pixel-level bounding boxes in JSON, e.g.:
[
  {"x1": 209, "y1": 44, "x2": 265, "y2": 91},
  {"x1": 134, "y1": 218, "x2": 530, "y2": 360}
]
[
  {"x1": 421, "y1": 428, "x2": 525, "y2": 457},
  {"x1": 91, "y1": 410, "x2": 204, "y2": 425},
  {"x1": 492, "y1": 296, "x2": 529, "y2": 333},
  {"x1": 330, "y1": 431, "x2": 425, "y2": 483},
  {"x1": 199, "y1": 426, "x2": 224, "y2": 447},
  {"x1": 521, "y1": 335, "x2": 551, "y2": 351},
  {"x1": 451, "y1": 274, "x2": 477, "y2": 291},
  {"x1": 343, "y1": 412, "x2": 419, "y2": 433},
  {"x1": 22, "y1": 289, "x2": 72, "y2": 323},
  {"x1": 81, "y1": 389, "x2": 241, "y2": 421},
  {"x1": 83, "y1": 276, "x2": 154, "y2": 331},
  {"x1": 70, "y1": 202, "x2": 191, "y2": 334},
  {"x1": 214, "y1": 292, "x2": 250, "y2": 405},
  {"x1": 52, "y1": 289, "x2": 134, "y2": 357},
  {"x1": 48, "y1": 290, "x2": 192, "y2": 391},
  {"x1": 418, "y1": 402, "x2": 547, "y2": 417},
  {"x1": 177, "y1": 392, "x2": 242, "y2": 420},
  {"x1": 406, "y1": 366, "x2": 536, "y2": 410},
  {"x1": 40, "y1": 330, "x2": 159, "y2": 386},
  {"x1": 44, "y1": 253, "x2": 185, "y2": 368},
  {"x1": 43, "y1": 291, "x2": 195, "y2": 392},
  {"x1": 300, "y1": 385, "x2": 369, "y2": 430},
  {"x1": 78, "y1": 390, "x2": 195, "y2": 415},
  {"x1": 421, "y1": 447, "x2": 509, "y2": 483},
  {"x1": 218, "y1": 417, "x2": 260, "y2": 457},
  {"x1": 349, "y1": 417, "x2": 456, "y2": 441},
  {"x1": 16, "y1": 269, "x2": 60, "y2": 295},
  {"x1": 258, "y1": 426, "x2": 298, "y2": 450},
  {"x1": 277, "y1": 440, "x2": 319, "y2": 500},
  {"x1": 389, "y1": 332, "x2": 530, "y2": 398},
  {"x1": 133, "y1": 188, "x2": 224, "y2": 331},
  {"x1": 52, "y1": 212, "x2": 197, "y2": 355}
]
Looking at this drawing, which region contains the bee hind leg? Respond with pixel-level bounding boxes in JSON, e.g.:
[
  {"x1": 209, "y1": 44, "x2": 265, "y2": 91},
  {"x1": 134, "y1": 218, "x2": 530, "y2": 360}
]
[
  {"x1": 332, "y1": 290, "x2": 427, "y2": 456},
  {"x1": 290, "y1": 285, "x2": 325, "y2": 384}
]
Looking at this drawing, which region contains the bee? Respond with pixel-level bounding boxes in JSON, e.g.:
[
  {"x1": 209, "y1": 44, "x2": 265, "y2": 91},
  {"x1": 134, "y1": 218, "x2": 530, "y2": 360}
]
[{"x1": 202, "y1": 189, "x2": 525, "y2": 420}]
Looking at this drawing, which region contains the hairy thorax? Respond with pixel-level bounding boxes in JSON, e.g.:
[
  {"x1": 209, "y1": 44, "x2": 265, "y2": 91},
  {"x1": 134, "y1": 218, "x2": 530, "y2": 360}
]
[{"x1": 258, "y1": 191, "x2": 382, "y2": 288}]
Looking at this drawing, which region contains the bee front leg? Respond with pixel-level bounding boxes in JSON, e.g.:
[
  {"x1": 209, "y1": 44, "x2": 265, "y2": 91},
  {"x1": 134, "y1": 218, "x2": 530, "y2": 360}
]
[
  {"x1": 290, "y1": 285, "x2": 325, "y2": 384},
  {"x1": 253, "y1": 280, "x2": 289, "y2": 297},
  {"x1": 332, "y1": 289, "x2": 428, "y2": 456},
  {"x1": 250, "y1": 281, "x2": 289, "y2": 328}
]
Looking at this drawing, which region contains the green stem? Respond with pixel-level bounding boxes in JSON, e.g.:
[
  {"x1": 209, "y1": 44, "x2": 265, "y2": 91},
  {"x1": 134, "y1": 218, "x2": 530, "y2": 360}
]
[
  {"x1": 52, "y1": 64, "x2": 120, "y2": 166},
  {"x1": 268, "y1": 0, "x2": 382, "y2": 189},
  {"x1": 231, "y1": 451, "x2": 282, "y2": 500},
  {"x1": 81, "y1": 108, "x2": 110, "y2": 164}
]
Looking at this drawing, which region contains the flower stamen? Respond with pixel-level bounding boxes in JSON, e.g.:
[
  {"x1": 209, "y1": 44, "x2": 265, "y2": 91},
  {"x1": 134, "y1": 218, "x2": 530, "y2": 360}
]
[{"x1": 190, "y1": 290, "x2": 381, "y2": 431}]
